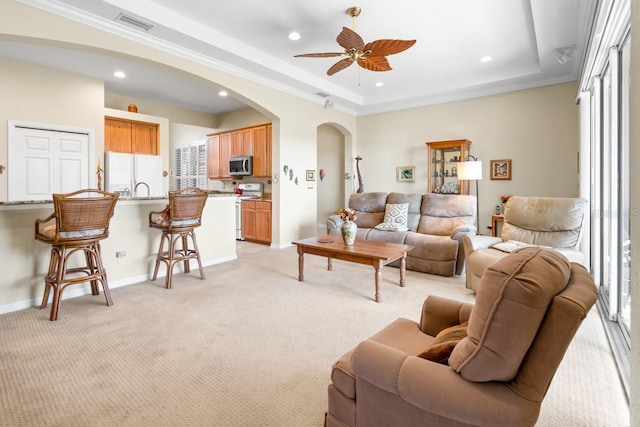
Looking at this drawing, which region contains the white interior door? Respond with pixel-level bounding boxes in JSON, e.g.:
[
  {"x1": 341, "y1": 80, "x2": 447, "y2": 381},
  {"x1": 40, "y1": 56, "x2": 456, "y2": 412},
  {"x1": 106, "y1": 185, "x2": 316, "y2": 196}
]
[{"x1": 9, "y1": 126, "x2": 89, "y2": 200}]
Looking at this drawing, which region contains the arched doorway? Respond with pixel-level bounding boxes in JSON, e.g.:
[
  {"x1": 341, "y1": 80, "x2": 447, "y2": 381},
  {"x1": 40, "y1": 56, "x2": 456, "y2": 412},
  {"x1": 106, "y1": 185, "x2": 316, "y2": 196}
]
[{"x1": 316, "y1": 123, "x2": 352, "y2": 234}]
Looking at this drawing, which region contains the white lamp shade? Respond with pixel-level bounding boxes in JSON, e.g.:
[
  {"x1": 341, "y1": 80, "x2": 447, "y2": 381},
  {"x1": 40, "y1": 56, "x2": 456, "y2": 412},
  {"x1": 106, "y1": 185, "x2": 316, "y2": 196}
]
[{"x1": 456, "y1": 160, "x2": 483, "y2": 180}]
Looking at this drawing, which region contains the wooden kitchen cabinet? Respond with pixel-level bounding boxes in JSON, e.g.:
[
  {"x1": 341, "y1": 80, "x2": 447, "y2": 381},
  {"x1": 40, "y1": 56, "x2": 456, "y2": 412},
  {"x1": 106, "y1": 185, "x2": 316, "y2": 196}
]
[
  {"x1": 207, "y1": 133, "x2": 232, "y2": 179},
  {"x1": 105, "y1": 117, "x2": 158, "y2": 155},
  {"x1": 131, "y1": 122, "x2": 158, "y2": 154},
  {"x1": 207, "y1": 134, "x2": 221, "y2": 178},
  {"x1": 252, "y1": 124, "x2": 272, "y2": 177},
  {"x1": 207, "y1": 123, "x2": 271, "y2": 179},
  {"x1": 241, "y1": 199, "x2": 271, "y2": 244},
  {"x1": 231, "y1": 128, "x2": 253, "y2": 157}
]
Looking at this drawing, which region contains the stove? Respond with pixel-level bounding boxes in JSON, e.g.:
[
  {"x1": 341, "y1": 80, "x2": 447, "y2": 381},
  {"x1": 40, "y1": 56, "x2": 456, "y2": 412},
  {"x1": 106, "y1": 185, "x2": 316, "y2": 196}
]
[{"x1": 235, "y1": 183, "x2": 263, "y2": 240}]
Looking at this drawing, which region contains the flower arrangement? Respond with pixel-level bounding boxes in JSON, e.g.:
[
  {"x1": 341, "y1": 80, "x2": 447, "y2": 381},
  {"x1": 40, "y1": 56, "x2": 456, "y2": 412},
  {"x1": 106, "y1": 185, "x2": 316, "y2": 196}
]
[{"x1": 336, "y1": 207, "x2": 357, "y2": 222}]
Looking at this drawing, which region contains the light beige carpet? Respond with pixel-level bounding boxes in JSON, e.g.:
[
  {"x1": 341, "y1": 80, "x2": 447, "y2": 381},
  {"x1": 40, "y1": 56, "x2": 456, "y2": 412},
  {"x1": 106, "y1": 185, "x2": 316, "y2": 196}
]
[{"x1": 0, "y1": 243, "x2": 629, "y2": 426}]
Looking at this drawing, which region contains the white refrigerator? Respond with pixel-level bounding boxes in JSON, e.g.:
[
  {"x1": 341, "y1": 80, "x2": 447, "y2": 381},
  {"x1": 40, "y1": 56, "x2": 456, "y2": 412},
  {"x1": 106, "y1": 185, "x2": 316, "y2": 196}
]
[{"x1": 104, "y1": 152, "x2": 164, "y2": 197}]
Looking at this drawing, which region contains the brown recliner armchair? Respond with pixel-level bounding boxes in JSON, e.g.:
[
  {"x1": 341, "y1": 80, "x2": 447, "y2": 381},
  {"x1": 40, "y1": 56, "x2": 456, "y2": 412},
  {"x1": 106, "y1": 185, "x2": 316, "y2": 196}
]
[
  {"x1": 462, "y1": 196, "x2": 587, "y2": 292},
  {"x1": 326, "y1": 247, "x2": 597, "y2": 427}
]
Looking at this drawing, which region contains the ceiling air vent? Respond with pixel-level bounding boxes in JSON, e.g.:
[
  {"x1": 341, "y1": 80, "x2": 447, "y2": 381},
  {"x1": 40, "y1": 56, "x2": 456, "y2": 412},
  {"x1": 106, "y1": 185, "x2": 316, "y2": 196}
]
[{"x1": 115, "y1": 13, "x2": 154, "y2": 32}]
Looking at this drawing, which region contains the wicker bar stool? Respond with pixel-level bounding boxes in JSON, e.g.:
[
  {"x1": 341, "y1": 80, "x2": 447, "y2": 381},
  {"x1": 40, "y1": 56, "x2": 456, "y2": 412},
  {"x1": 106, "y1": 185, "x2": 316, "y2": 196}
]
[
  {"x1": 35, "y1": 189, "x2": 119, "y2": 321},
  {"x1": 149, "y1": 187, "x2": 209, "y2": 289}
]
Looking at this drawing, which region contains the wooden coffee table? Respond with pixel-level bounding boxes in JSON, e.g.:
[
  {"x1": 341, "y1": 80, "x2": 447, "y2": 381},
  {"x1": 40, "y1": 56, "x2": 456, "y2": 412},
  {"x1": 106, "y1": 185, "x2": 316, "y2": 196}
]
[{"x1": 292, "y1": 235, "x2": 414, "y2": 302}]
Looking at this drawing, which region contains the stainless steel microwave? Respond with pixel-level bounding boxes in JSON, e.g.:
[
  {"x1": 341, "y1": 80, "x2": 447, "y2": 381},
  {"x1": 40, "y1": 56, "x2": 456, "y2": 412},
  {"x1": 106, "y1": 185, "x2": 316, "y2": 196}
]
[{"x1": 229, "y1": 156, "x2": 253, "y2": 176}]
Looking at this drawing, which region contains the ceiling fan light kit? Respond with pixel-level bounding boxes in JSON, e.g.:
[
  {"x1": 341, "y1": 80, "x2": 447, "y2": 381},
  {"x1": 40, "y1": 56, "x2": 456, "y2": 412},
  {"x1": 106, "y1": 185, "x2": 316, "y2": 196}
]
[{"x1": 294, "y1": 6, "x2": 416, "y2": 76}]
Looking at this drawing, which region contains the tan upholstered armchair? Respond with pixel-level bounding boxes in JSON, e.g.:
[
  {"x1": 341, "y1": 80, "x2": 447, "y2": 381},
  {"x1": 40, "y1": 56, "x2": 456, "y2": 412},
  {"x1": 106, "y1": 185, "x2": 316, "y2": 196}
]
[
  {"x1": 462, "y1": 196, "x2": 587, "y2": 292},
  {"x1": 326, "y1": 247, "x2": 597, "y2": 427}
]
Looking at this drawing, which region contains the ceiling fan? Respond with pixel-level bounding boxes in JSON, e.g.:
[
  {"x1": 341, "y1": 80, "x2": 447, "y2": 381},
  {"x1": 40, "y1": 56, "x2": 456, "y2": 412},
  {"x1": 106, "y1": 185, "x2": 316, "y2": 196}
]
[{"x1": 294, "y1": 7, "x2": 416, "y2": 76}]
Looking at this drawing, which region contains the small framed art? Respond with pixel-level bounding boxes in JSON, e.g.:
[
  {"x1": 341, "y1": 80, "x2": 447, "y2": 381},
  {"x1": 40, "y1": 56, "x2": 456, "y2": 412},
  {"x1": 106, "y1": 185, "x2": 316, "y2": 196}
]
[
  {"x1": 306, "y1": 170, "x2": 315, "y2": 181},
  {"x1": 396, "y1": 166, "x2": 415, "y2": 182},
  {"x1": 490, "y1": 159, "x2": 512, "y2": 180}
]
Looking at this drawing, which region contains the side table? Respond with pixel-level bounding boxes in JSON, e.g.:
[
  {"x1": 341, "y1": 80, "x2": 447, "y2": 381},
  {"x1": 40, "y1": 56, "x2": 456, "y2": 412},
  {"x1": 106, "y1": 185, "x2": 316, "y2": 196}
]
[{"x1": 491, "y1": 214, "x2": 504, "y2": 237}]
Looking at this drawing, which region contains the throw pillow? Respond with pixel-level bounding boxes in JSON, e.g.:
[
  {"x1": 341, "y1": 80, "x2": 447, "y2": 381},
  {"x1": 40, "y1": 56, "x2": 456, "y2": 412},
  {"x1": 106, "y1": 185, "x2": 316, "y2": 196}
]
[
  {"x1": 418, "y1": 321, "x2": 468, "y2": 365},
  {"x1": 374, "y1": 203, "x2": 409, "y2": 232}
]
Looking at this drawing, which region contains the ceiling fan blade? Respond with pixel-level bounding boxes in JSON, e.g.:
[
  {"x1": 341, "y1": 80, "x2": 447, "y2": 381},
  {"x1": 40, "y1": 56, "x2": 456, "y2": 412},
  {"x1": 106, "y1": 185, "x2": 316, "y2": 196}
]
[
  {"x1": 294, "y1": 52, "x2": 346, "y2": 58},
  {"x1": 357, "y1": 55, "x2": 391, "y2": 72},
  {"x1": 336, "y1": 27, "x2": 364, "y2": 51},
  {"x1": 363, "y1": 39, "x2": 416, "y2": 57},
  {"x1": 327, "y1": 58, "x2": 355, "y2": 76}
]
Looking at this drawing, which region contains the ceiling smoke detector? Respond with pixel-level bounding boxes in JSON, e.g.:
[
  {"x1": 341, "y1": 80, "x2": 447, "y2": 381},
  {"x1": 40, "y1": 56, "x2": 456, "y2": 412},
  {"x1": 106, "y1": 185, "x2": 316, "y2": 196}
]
[
  {"x1": 115, "y1": 13, "x2": 154, "y2": 32},
  {"x1": 554, "y1": 46, "x2": 574, "y2": 64}
]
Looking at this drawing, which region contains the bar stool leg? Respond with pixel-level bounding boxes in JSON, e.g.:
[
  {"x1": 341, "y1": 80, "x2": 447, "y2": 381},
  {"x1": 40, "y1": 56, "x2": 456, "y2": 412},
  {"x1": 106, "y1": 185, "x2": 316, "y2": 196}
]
[
  {"x1": 152, "y1": 232, "x2": 168, "y2": 281},
  {"x1": 190, "y1": 231, "x2": 205, "y2": 280},
  {"x1": 163, "y1": 232, "x2": 178, "y2": 289},
  {"x1": 49, "y1": 246, "x2": 68, "y2": 321},
  {"x1": 94, "y1": 242, "x2": 113, "y2": 306},
  {"x1": 40, "y1": 248, "x2": 59, "y2": 309},
  {"x1": 181, "y1": 233, "x2": 190, "y2": 273},
  {"x1": 86, "y1": 248, "x2": 100, "y2": 296}
]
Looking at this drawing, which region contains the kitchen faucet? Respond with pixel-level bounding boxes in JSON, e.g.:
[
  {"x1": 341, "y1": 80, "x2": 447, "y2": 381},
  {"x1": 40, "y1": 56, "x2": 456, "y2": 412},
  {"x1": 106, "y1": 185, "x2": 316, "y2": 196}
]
[{"x1": 134, "y1": 181, "x2": 150, "y2": 198}]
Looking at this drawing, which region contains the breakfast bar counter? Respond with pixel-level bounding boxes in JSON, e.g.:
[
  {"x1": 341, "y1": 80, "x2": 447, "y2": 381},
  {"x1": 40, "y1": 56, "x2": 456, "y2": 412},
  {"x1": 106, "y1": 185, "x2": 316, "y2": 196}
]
[{"x1": 0, "y1": 195, "x2": 237, "y2": 313}]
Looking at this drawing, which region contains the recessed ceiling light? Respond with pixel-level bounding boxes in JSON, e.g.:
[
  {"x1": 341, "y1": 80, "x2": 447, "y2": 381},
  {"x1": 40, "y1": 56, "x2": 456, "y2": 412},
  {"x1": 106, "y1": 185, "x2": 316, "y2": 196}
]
[
  {"x1": 218, "y1": 90, "x2": 228, "y2": 97},
  {"x1": 375, "y1": 82, "x2": 384, "y2": 87},
  {"x1": 288, "y1": 32, "x2": 301, "y2": 41},
  {"x1": 480, "y1": 55, "x2": 492, "y2": 63},
  {"x1": 113, "y1": 70, "x2": 126, "y2": 78}
]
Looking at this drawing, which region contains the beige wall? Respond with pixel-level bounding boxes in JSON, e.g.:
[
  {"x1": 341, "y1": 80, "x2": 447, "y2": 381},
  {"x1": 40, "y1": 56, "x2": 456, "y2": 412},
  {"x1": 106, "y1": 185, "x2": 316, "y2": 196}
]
[
  {"x1": 357, "y1": 82, "x2": 580, "y2": 230},
  {"x1": 317, "y1": 124, "x2": 345, "y2": 225},
  {"x1": 217, "y1": 108, "x2": 271, "y2": 131},
  {"x1": 0, "y1": 57, "x2": 105, "y2": 201},
  {"x1": 105, "y1": 92, "x2": 219, "y2": 128}
]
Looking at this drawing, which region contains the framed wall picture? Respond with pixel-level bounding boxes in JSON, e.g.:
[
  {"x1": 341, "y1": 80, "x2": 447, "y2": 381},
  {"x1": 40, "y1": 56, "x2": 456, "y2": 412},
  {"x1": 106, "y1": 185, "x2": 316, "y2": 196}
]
[
  {"x1": 490, "y1": 159, "x2": 512, "y2": 180},
  {"x1": 396, "y1": 166, "x2": 415, "y2": 182},
  {"x1": 306, "y1": 170, "x2": 315, "y2": 181}
]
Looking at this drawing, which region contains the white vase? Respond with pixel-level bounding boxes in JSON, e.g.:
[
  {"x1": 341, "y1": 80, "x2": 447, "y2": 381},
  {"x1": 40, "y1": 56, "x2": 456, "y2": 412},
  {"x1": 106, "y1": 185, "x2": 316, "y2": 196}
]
[{"x1": 341, "y1": 220, "x2": 357, "y2": 245}]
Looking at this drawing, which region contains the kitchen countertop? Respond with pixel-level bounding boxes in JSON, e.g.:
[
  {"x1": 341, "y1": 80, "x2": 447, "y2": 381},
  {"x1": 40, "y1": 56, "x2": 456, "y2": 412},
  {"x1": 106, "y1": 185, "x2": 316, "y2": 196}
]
[{"x1": 0, "y1": 191, "x2": 249, "y2": 210}]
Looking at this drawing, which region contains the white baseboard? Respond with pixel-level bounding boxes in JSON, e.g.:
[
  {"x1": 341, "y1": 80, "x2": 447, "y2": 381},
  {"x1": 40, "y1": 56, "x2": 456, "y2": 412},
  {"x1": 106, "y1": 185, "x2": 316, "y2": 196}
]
[{"x1": 0, "y1": 253, "x2": 238, "y2": 315}]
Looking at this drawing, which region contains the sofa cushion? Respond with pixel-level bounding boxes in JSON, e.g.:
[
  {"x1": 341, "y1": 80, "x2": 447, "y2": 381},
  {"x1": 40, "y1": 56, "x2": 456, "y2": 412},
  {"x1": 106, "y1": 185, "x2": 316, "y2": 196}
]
[
  {"x1": 418, "y1": 321, "x2": 468, "y2": 365},
  {"x1": 404, "y1": 233, "x2": 458, "y2": 261},
  {"x1": 449, "y1": 247, "x2": 570, "y2": 382},
  {"x1": 366, "y1": 229, "x2": 409, "y2": 244},
  {"x1": 349, "y1": 192, "x2": 387, "y2": 228},
  {"x1": 387, "y1": 193, "x2": 423, "y2": 231},
  {"x1": 375, "y1": 203, "x2": 409, "y2": 231},
  {"x1": 418, "y1": 193, "x2": 476, "y2": 236}
]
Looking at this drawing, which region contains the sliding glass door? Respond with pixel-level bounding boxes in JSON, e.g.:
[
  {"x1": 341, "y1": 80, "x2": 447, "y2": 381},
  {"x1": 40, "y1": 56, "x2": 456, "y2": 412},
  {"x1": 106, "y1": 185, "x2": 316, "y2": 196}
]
[{"x1": 587, "y1": 31, "x2": 631, "y2": 394}]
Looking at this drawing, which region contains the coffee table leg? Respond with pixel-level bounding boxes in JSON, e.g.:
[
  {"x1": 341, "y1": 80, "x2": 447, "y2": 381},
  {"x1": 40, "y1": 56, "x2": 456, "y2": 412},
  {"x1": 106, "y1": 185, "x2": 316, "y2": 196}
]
[
  {"x1": 327, "y1": 257, "x2": 332, "y2": 271},
  {"x1": 374, "y1": 260, "x2": 382, "y2": 303},
  {"x1": 399, "y1": 253, "x2": 407, "y2": 287},
  {"x1": 297, "y1": 247, "x2": 304, "y2": 281}
]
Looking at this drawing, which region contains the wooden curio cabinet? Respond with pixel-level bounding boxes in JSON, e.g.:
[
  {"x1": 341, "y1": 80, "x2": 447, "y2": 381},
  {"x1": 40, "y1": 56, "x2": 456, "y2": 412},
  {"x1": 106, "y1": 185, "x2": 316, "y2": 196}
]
[{"x1": 426, "y1": 139, "x2": 472, "y2": 195}]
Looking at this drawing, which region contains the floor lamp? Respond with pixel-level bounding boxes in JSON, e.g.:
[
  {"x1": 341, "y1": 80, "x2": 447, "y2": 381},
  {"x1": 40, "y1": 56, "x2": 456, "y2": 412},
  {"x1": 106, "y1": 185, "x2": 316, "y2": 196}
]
[{"x1": 457, "y1": 155, "x2": 482, "y2": 228}]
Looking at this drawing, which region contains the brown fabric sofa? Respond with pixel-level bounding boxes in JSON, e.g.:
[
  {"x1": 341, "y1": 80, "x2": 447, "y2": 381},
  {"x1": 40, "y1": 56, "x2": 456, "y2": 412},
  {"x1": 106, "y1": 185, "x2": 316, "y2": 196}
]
[
  {"x1": 327, "y1": 192, "x2": 477, "y2": 276},
  {"x1": 325, "y1": 247, "x2": 598, "y2": 427}
]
